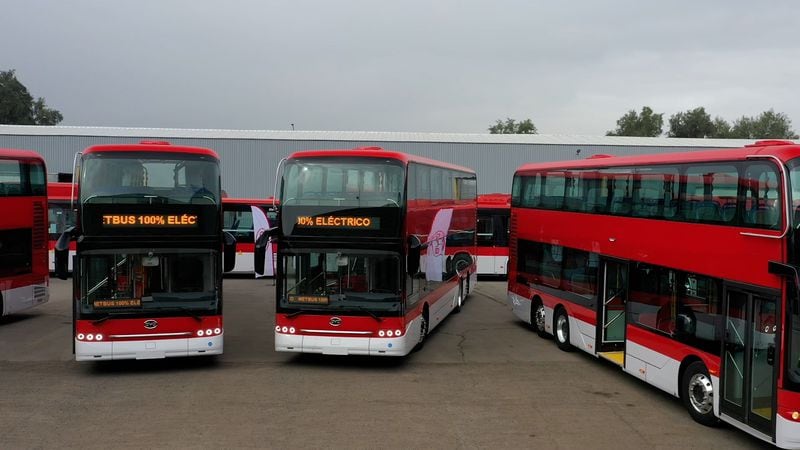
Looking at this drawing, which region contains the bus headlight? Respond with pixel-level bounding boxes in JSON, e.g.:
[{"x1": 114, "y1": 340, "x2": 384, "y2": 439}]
[
  {"x1": 395, "y1": 329, "x2": 402, "y2": 336},
  {"x1": 77, "y1": 333, "x2": 85, "y2": 340},
  {"x1": 197, "y1": 330, "x2": 205, "y2": 337},
  {"x1": 378, "y1": 330, "x2": 385, "y2": 337}
]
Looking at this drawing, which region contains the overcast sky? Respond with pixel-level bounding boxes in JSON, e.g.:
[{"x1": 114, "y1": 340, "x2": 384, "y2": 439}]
[{"x1": 4, "y1": 0, "x2": 799, "y2": 135}]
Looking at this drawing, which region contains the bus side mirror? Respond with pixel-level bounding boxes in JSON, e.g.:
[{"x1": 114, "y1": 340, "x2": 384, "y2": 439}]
[
  {"x1": 54, "y1": 227, "x2": 75, "y2": 280},
  {"x1": 407, "y1": 235, "x2": 422, "y2": 276},
  {"x1": 254, "y1": 227, "x2": 279, "y2": 275},
  {"x1": 223, "y1": 231, "x2": 237, "y2": 273}
]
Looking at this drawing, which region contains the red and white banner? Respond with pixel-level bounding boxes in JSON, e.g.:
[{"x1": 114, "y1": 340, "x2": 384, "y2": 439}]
[
  {"x1": 252, "y1": 206, "x2": 274, "y2": 278},
  {"x1": 425, "y1": 208, "x2": 453, "y2": 282}
]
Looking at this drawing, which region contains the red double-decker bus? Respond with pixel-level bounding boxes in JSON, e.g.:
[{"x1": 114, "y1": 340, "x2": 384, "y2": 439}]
[
  {"x1": 477, "y1": 193, "x2": 510, "y2": 277},
  {"x1": 258, "y1": 147, "x2": 477, "y2": 356},
  {"x1": 222, "y1": 197, "x2": 278, "y2": 275},
  {"x1": 47, "y1": 181, "x2": 76, "y2": 273},
  {"x1": 55, "y1": 141, "x2": 235, "y2": 361},
  {"x1": 507, "y1": 140, "x2": 800, "y2": 448},
  {"x1": 0, "y1": 149, "x2": 49, "y2": 316}
]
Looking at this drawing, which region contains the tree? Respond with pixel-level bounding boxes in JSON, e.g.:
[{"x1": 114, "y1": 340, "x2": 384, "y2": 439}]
[
  {"x1": 0, "y1": 69, "x2": 63, "y2": 125},
  {"x1": 488, "y1": 118, "x2": 537, "y2": 134},
  {"x1": 606, "y1": 106, "x2": 663, "y2": 137},
  {"x1": 668, "y1": 107, "x2": 717, "y2": 138},
  {"x1": 728, "y1": 109, "x2": 798, "y2": 140}
]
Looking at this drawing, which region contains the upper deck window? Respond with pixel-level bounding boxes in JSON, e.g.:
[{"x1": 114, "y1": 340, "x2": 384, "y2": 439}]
[
  {"x1": 282, "y1": 158, "x2": 405, "y2": 207},
  {"x1": 80, "y1": 152, "x2": 220, "y2": 205},
  {"x1": 0, "y1": 159, "x2": 45, "y2": 197}
]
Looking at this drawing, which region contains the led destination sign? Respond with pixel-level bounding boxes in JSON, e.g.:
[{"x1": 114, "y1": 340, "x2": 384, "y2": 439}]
[
  {"x1": 93, "y1": 298, "x2": 142, "y2": 308},
  {"x1": 102, "y1": 214, "x2": 198, "y2": 227},
  {"x1": 295, "y1": 216, "x2": 380, "y2": 229}
]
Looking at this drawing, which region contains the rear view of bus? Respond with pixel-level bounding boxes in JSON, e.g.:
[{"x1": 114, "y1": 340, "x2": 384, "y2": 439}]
[
  {"x1": 55, "y1": 141, "x2": 235, "y2": 361},
  {"x1": 476, "y1": 193, "x2": 510, "y2": 277},
  {"x1": 0, "y1": 149, "x2": 49, "y2": 316},
  {"x1": 261, "y1": 147, "x2": 477, "y2": 356}
]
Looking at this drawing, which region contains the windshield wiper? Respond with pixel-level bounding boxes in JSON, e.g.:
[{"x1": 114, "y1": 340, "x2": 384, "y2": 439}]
[
  {"x1": 91, "y1": 311, "x2": 135, "y2": 324},
  {"x1": 151, "y1": 306, "x2": 204, "y2": 322},
  {"x1": 349, "y1": 305, "x2": 383, "y2": 322}
]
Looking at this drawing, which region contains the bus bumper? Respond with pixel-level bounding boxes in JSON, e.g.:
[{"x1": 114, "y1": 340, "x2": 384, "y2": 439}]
[
  {"x1": 275, "y1": 331, "x2": 415, "y2": 356},
  {"x1": 507, "y1": 291, "x2": 531, "y2": 324},
  {"x1": 75, "y1": 335, "x2": 223, "y2": 361},
  {"x1": 777, "y1": 415, "x2": 800, "y2": 449},
  {"x1": 1, "y1": 283, "x2": 49, "y2": 316}
]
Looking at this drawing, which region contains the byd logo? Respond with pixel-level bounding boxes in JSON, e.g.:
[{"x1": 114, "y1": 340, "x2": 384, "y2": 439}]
[{"x1": 430, "y1": 230, "x2": 446, "y2": 257}]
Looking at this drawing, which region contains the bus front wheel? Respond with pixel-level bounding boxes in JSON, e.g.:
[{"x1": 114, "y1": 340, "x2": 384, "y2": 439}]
[
  {"x1": 681, "y1": 361, "x2": 719, "y2": 427},
  {"x1": 554, "y1": 308, "x2": 572, "y2": 351},
  {"x1": 531, "y1": 299, "x2": 548, "y2": 338}
]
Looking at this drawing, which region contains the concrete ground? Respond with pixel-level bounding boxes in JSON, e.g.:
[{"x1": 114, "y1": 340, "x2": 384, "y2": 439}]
[{"x1": 0, "y1": 278, "x2": 765, "y2": 449}]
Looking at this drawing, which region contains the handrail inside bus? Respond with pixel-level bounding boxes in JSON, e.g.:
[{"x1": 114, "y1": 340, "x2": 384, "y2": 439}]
[{"x1": 740, "y1": 154, "x2": 790, "y2": 240}]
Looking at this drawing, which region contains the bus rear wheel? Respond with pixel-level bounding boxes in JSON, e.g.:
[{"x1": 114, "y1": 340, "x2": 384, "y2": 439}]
[
  {"x1": 681, "y1": 361, "x2": 719, "y2": 427},
  {"x1": 554, "y1": 308, "x2": 572, "y2": 351}
]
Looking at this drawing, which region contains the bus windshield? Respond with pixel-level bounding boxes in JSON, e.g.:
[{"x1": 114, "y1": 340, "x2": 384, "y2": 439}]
[
  {"x1": 279, "y1": 251, "x2": 401, "y2": 314},
  {"x1": 78, "y1": 249, "x2": 218, "y2": 315},
  {"x1": 80, "y1": 153, "x2": 220, "y2": 205},
  {"x1": 282, "y1": 158, "x2": 405, "y2": 208}
]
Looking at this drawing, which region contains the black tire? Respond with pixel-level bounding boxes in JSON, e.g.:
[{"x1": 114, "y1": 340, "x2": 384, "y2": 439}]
[
  {"x1": 531, "y1": 299, "x2": 548, "y2": 338},
  {"x1": 454, "y1": 280, "x2": 463, "y2": 313},
  {"x1": 414, "y1": 309, "x2": 429, "y2": 352},
  {"x1": 681, "y1": 361, "x2": 720, "y2": 427},
  {"x1": 554, "y1": 308, "x2": 572, "y2": 351}
]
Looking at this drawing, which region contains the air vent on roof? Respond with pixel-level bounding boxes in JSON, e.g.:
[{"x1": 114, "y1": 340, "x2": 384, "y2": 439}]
[
  {"x1": 354, "y1": 146, "x2": 383, "y2": 151},
  {"x1": 587, "y1": 154, "x2": 613, "y2": 159},
  {"x1": 745, "y1": 140, "x2": 794, "y2": 147},
  {"x1": 139, "y1": 140, "x2": 171, "y2": 145}
]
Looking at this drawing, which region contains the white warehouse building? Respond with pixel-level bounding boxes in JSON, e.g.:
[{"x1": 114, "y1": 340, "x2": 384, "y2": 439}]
[{"x1": 0, "y1": 125, "x2": 757, "y2": 197}]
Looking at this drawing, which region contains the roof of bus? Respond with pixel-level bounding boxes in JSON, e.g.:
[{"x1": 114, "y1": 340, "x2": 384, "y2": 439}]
[
  {"x1": 515, "y1": 140, "x2": 800, "y2": 173},
  {"x1": 82, "y1": 141, "x2": 219, "y2": 159},
  {"x1": 0, "y1": 148, "x2": 46, "y2": 162},
  {"x1": 287, "y1": 147, "x2": 476, "y2": 174},
  {"x1": 47, "y1": 182, "x2": 73, "y2": 200},
  {"x1": 478, "y1": 193, "x2": 511, "y2": 207},
  {"x1": 222, "y1": 197, "x2": 279, "y2": 206}
]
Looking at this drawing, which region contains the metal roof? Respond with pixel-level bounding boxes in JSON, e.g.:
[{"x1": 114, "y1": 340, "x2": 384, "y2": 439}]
[{"x1": 0, "y1": 125, "x2": 757, "y2": 148}]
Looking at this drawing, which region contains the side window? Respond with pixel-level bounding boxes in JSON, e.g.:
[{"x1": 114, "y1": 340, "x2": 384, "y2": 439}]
[
  {"x1": 561, "y1": 248, "x2": 598, "y2": 299},
  {"x1": 583, "y1": 171, "x2": 607, "y2": 213},
  {"x1": 674, "y1": 273, "x2": 722, "y2": 355},
  {"x1": 417, "y1": 165, "x2": 431, "y2": 200},
  {"x1": 430, "y1": 168, "x2": 443, "y2": 199},
  {"x1": 743, "y1": 163, "x2": 781, "y2": 229},
  {"x1": 521, "y1": 174, "x2": 542, "y2": 208},
  {"x1": 0, "y1": 160, "x2": 23, "y2": 196},
  {"x1": 477, "y1": 216, "x2": 494, "y2": 246},
  {"x1": 541, "y1": 172, "x2": 565, "y2": 210},
  {"x1": 326, "y1": 167, "x2": 345, "y2": 193},
  {"x1": 632, "y1": 166, "x2": 679, "y2": 219},
  {"x1": 29, "y1": 162, "x2": 46, "y2": 196},
  {"x1": 407, "y1": 164, "x2": 417, "y2": 200},
  {"x1": 511, "y1": 175, "x2": 522, "y2": 207},
  {"x1": 682, "y1": 164, "x2": 738, "y2": 224},
  {"x1": 564, "y1": 171, "x2": 584, "y2": 212},
  {"x1": 606, "y1": 169, "x2": 633, "y2": 215},
  {"x1": 628, "y1": 263, "x2": 675, "y2": 335}
]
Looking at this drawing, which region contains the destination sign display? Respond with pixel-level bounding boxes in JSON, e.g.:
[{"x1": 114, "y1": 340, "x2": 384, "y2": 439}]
[
  {"x1": 101, "y1": 214, "x2": 198, "y2": 227},
  {"x1": 93, "y1": 298, "x2": 142, "y2": 309},
  {"x1": 295, "y1": 216, "x2": 380, "y2": 230},
  {"x1": 288, "y1": 295, "x2": 330, "y2": 305}
]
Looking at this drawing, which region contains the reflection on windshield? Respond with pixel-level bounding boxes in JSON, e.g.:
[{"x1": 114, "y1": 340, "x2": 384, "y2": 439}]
[
  {"x1": 48, "y1": 201, "x2": 76, "y2": 240},
  {"x1": 281, "y1": 251, "x2": 401, "y2": 313},
  {"x1": 282, "y1": 159, "x2": 404, "y2": 207},
  {"x1": 81, "y1": 154, "x2": 220, "y2": 205},
  {"x1": 80, "y1": 250, "x2": 218, "y2": 314}
]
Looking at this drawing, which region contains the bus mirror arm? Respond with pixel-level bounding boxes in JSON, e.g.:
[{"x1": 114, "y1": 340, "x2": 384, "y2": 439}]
[
  {"x1": 223, "y1": 231, "x2": 237, "y2": 273},
  {"x1": 54, "y1": 227, "x2": 77, "y2": 280},
  {"x1": 768, "y1": 261, "x2": 800, "y2": 312}
]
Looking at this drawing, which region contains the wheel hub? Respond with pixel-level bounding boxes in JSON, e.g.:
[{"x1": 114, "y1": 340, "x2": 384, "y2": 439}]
[{"x1": 688, "y1": 373, "x2": 714, "y2": 414}]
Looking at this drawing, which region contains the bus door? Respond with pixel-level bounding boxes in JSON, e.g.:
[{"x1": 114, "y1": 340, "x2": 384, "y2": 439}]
[
  {"x1": 598, "y1": 259, "x2": 627, "y2": 361},
  {"x1": 721, "y1": 285, "x2": 778, "y2": 438}
]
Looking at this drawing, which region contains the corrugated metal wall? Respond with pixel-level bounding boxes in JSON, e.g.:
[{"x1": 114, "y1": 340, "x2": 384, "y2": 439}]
[{"x1": 0, "y1": 132, "x2": 742, "y2": 197}]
